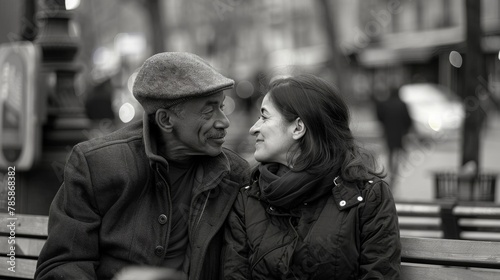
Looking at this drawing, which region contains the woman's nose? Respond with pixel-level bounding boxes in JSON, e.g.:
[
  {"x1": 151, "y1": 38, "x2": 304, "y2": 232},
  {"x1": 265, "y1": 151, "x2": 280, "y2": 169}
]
[{"x1": 249, "y1": 119, "x2": 260, "y2": 135}]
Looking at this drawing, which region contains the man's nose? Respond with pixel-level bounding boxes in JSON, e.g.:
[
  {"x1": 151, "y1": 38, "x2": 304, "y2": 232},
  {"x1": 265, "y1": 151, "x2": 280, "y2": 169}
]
[{"x1": 214, "y1": 111, "x2": 230, "y2": 129}]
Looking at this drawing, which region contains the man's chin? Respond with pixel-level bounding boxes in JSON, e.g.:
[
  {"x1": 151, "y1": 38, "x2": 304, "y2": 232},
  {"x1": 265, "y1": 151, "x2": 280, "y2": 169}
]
[{"x1": 203, "y1": 146, "x2": 223, "y2": 157}]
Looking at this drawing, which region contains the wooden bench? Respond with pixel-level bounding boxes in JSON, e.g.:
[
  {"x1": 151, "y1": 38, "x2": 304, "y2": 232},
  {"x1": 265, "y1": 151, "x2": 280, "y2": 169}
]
[
  {"x1": 396, "y1": 201, "x2": 500, "y2": 241},
  {"x1": 401, "y1": 236, "x2": 500, "y2": 279},
  {"x1": 3, "y1": 213, "x2": 500, "y2": 280},
  {"x1": 0, "y1": 213, "x2": 48, "y2": 279}
]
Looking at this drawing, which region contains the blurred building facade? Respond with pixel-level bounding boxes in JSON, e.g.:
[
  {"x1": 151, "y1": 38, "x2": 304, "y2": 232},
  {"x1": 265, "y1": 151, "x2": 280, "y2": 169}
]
[
  {"x1": 1, "y1": 0, "x2": 500, "y2": 214},
  {"x1": 59, "y1": 0, "x2": 500, "y2": 120},
  {"x1": 160, "y1": 0, "x2": 500, "y2": 105},
  {"x1": 346, "y1": 0, "x2": 500, "y2": 103}
]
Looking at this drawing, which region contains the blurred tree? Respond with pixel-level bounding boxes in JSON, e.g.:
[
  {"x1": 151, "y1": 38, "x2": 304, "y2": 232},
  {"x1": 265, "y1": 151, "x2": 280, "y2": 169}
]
[
  {"x1": 137, "y1": 0, "x2": 165, "y2": 53},
  {"x1": 461, "y1": 0, "x2": 487, "y2": 173},
  {"x1": 20, "y1": 0, "x2": 37, "y2": 41},
  {"x1": 315, "y1": 0, "x2": 349, "y2": 99}
]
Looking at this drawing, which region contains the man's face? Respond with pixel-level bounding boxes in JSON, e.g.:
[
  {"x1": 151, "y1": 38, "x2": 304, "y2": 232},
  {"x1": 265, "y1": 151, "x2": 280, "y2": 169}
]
[{"x1": 169, "y1": 91, "x2": 230, "y2": 157}]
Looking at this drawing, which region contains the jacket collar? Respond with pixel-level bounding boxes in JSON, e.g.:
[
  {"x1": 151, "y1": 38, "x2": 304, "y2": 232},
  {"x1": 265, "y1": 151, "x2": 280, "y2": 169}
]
[
  {"x1": 142, "y1": 112, "x2": 231, "y2": 194},
  {"x1": 143, "y1": 112, "x2": 169, "y2": 169},
  {"x1": 331, "y1": 178, "x2": 365, "y2": 211}
]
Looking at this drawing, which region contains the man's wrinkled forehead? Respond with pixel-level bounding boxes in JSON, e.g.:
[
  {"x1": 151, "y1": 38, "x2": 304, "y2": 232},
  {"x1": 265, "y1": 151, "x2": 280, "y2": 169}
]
[{"x1": 188, "y1": 91, "x2": 225, "y2": 107}]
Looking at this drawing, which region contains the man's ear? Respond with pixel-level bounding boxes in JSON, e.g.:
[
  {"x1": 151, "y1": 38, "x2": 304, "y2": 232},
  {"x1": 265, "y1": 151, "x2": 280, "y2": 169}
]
[
  {"x1": 155, "y1": 108, "x2": 174, "y2": 132},
  {"x1": 292, "y1": 117, "x2": 306, "y2": 140}
]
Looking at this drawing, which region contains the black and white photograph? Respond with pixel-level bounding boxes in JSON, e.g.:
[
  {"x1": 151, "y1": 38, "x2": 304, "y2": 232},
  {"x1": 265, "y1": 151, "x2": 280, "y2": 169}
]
[{"x1": 1, "y1": 0, "x2": 500, "y2": 279}]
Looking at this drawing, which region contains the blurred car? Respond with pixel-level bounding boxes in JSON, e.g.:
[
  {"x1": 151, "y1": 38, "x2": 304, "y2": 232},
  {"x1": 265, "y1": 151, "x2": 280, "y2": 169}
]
[{"x1": 399, "y1": 83, "x2": 464, "y2": 139}]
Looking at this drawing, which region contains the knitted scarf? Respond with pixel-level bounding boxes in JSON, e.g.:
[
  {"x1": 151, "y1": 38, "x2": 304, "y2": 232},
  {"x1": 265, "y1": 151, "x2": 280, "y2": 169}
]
[{"x1": 258, "y1": 163, "x2": 336, "y2": 210}]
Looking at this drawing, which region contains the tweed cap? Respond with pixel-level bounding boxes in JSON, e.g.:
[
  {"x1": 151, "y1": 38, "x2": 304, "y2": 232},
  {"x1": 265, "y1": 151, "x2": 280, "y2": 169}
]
[{"x1": 133, "y1": 52, "x2": 234, "y2": 114}]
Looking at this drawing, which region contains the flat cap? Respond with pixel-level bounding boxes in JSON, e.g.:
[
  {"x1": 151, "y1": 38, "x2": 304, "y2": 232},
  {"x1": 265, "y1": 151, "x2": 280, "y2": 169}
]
[{"x1": 133, "y1": 52, "x2": 234, "y2": 114}]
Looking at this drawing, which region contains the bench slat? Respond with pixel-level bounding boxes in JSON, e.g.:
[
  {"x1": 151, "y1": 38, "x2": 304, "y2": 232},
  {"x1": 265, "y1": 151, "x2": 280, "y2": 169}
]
[
  {"x1": 454, "y1": 206, "x2": 500, "y2": 217},
  {"x1": 400, "y1": 230, "x2": 443, "y2": 238},
  {"x1": 459, "y1": 219, "x2": 500, "y2": 227},
  {"x1": 460, "y1": 232, "x2": 500, "y2": 241},
  {"x1": 0, "y1": 214, "x2": 49, "y2": 237},
  {"x1": 0, "y1": 236, "x2": 46, "y2": 257},
  {"x1": 402, "y1": 264, "x2": 500, "y2": 280},
  {"x1": 396, "y1": 203, "x2": 441, "y2": 216},
  {"x1": 0, "y1": 256, "x2": 36, "y2": 279},
  {"x1": 401, "y1": 237, "x2": 500, "y2": 269}
]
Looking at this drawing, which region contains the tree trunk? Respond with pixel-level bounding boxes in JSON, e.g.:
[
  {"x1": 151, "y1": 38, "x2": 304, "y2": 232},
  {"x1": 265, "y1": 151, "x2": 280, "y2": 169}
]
[
  {"x1": 315, "y1": 0, "x2": 348, "y2": 100},
  {"x1": 461, "y1": 0, "x2": 487, "y2": 173},
  {"x1": 145, "y1": 0, "x2": 165, "y2": 54}
]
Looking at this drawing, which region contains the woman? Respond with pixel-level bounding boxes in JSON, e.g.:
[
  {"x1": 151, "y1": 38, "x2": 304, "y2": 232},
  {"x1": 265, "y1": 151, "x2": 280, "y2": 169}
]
[{"x1": 223, "y1": 74, "x2": 401, "y2": 279}]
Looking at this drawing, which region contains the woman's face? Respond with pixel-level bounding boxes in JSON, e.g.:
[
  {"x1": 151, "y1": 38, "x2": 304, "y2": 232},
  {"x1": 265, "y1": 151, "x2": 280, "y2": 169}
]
[{"x1": 249, "y1": 94, "x2": 297, "y2": 166}]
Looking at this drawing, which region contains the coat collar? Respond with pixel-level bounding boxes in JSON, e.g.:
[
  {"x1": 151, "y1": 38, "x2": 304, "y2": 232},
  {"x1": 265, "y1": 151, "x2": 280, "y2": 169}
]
[
  {"x1": 245, "y1": 171, "x2": 367, "y2": 212},
  {"x1": 143, "y1": 112, "x2": 169, "y2": 169},
  {"x1": 331, "y1": 178, "x2": 367, "y2": 211}
]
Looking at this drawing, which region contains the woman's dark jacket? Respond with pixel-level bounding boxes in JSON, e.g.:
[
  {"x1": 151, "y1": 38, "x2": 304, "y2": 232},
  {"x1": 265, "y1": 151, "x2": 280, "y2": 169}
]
[
  {"x1": 35, "y1": 117, "x2": 249, "y2": 280},
  {"x1": 223, "y1": 175, "x2": 401, "y2": 279}
]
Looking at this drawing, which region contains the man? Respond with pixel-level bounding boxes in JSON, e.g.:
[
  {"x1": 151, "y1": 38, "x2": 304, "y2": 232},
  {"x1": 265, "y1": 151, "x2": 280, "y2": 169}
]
[{"x1": 35, "y1": 52, "x2": 250, "y2": 280}]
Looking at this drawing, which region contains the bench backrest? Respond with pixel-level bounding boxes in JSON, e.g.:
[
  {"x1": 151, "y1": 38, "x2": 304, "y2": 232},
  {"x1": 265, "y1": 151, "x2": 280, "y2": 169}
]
[
  {"x1": 395, "y1": 202, "x2": 444, "y2": 238},
  {"x1": 453, "y1": 203, "x2": 500, "y2": 241},
  {"x1": 401, "y1": 236, "x2": 500, "y2": 280},
  {"x1": 396, "y1": 201, "x2": 500, "y2": 241},
  {"x1": 0, "y1": 213, "x2": 48, "y2": 279}
]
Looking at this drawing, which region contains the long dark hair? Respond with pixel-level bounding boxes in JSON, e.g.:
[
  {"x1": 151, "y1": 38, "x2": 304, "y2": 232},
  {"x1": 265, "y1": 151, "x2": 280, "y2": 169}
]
[{"x1": 266, "y1": 74, "x2": 384, "y2": 182}]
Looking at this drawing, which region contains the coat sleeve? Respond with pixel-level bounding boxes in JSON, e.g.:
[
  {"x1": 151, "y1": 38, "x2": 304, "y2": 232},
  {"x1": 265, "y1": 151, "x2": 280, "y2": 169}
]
[
  {"x1": 35, "y1": 145, "x2": 101, "y2": 280},
  {"x1": 222, "y1": 190, "x2": 250, "y2": 279},
  {"x1": 358, "y1": 181, "x2": 401, "y2": 279}
]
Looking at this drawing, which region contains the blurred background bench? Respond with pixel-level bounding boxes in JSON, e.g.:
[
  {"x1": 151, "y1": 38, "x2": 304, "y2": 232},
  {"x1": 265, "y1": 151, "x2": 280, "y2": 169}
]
[{"x1": 396, "y1": 201, "x2": 500, "y2": 241}]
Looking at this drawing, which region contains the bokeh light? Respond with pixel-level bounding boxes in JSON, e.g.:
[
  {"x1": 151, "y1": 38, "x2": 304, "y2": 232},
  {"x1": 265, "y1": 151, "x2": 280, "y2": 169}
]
[
  {"x1": 127, "y1": 71, "x2": 138, "y2": 94},
  {"x1": 236, "y1": 81, "x2": 254, "y2": 99},
  {"x1": 449, "y1": 51, "x2": 463, "y2": 68},
  {"x1": 223, "y1": 96, "x2": 236, "y2": 116},
  {"x1": 65, "y1": 0, "x2": 80, "y2": 10},
  {"x1": 428, "y1": 114, "x2": 442, "y2": 132},
  {"x1": 119, "y1": 103, "x2": 135, "y2": 123}
]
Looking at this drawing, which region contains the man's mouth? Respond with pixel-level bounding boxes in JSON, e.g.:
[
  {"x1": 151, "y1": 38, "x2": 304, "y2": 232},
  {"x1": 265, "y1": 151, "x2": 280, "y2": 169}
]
[
  {"x1": 207, "y1": 132, "x2": 226, "y2": 139},
  {"x1": 207, "y1": 132, "x2": 226, "y2": 144}
]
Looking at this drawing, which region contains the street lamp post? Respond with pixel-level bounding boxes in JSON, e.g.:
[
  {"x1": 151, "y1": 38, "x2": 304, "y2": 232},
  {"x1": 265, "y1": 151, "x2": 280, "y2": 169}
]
[
  {"x1": 15, "y1": 0, "x2": 90, "y2": 214},
  {"x1": 36, "y1": 0, "x2": 89, "y2": 147}
]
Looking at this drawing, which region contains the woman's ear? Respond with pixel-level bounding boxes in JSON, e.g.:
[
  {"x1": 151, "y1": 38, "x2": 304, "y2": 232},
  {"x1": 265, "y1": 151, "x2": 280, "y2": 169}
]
[
  {"x1": 155, "y1": 109, "x2": 174, "y2": 133},
  {"x1": 292, "y1": 117, "x2": 306, "y2": 140}
]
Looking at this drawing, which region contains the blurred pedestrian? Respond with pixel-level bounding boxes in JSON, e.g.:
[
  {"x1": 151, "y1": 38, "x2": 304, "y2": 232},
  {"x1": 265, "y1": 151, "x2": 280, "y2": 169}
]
[
  {"x1": 35, "y1": 52, "x2": 250, "y2": 280},
  {"x1": 376, "y1": 86, "x2": 414, "y2": 188},
  {"x1": 223, "y1": 74, "x2": 401, "y2": 279}
]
